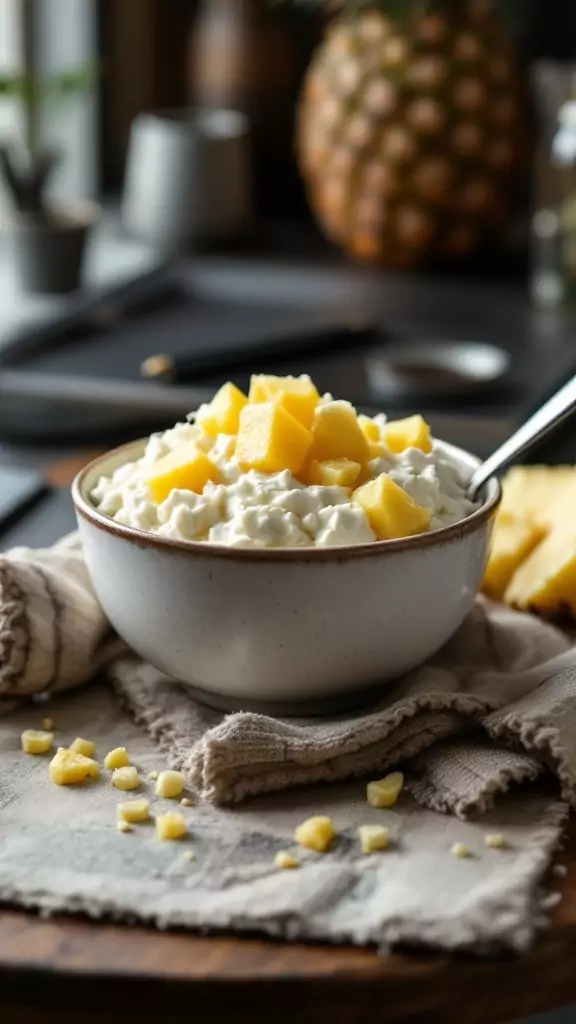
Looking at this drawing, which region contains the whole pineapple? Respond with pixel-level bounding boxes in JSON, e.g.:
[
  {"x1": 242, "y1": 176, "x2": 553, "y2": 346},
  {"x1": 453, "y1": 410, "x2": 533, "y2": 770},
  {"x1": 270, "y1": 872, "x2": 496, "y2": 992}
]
[{"x1": 298, "y1": 0, "x2": 526, "y2": 267}]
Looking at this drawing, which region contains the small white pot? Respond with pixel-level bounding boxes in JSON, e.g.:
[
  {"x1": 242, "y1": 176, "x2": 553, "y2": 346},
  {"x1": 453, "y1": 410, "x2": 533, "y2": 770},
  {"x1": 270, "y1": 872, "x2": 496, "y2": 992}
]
[{"x1": 73, "y1": 440, "x2": 500, "y2": 714}]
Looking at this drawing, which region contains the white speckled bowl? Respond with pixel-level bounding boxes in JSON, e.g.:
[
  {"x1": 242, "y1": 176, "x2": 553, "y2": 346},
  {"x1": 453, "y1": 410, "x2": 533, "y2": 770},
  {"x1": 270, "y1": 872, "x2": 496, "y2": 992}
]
[{"x1": 73, "y1": 438, "x2": 500, "y2": 714}]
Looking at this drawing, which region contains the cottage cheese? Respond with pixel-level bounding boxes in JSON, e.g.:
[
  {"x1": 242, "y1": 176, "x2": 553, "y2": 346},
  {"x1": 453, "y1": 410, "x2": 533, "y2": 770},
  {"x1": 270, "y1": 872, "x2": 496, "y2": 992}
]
[{"x1": 91, "y1": 408, "x2": 476, "y2": 549}]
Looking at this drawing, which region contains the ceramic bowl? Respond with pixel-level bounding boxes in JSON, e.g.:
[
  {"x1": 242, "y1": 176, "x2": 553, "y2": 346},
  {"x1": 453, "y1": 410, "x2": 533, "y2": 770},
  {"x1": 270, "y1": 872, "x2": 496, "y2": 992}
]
[{"x1": 73, "y1": 439, "x2": 500, "y2": 714}]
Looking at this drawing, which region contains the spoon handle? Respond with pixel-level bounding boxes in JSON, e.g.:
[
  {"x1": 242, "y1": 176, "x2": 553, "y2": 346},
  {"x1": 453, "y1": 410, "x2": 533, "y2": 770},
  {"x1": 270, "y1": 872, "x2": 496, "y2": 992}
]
[{"x1": 468, "y1": 372, "x2": 576, "y2": 499}]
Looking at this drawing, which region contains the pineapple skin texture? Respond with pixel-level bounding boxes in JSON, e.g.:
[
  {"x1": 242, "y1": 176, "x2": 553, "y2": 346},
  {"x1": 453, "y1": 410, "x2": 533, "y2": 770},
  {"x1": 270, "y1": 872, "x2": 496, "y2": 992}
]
[{"x1": 298, "y1": 3, "x2": 525, "y2": 268}]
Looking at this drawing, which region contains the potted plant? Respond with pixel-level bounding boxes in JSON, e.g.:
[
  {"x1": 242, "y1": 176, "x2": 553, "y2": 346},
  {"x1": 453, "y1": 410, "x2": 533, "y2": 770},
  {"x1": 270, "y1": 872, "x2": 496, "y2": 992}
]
[{"x1": 0, "y1": 58, "x2": 98, "y2": 294}]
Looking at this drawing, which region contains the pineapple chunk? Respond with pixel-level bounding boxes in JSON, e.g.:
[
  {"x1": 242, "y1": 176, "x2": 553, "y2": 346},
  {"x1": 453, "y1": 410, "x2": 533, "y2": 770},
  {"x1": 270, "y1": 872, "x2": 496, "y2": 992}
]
[
  {"x1": 104, "y1": 746, "x2": 131, "y2": 770},
  {"x1": 358, "y1": 414, "x2": 380, "y2": 443},
  {"x1": 358, "y1": 824, "x2": 389, "y2": 854},
  {"x1": 249, "y1": 374, "x2": 320, "y2": 428},
  {"x1": 294, "y1": 815, "x2": 336, "y2": 853},
  {"x1": 49, "y1": 747, "x2": 100, "y2": 785},
  {"x1": 484, "y1": 833, "x2": 507, "y2": 849},
  {"x1": 353, "y1": 474, "x2": 431, "y2": 540},
  {"x1": 500, "y1": 465, "x2": 576, "y2": 528},
  {"x1": 308, "y1": 458, "x2": 361, "y2": 488},
  {"x1": 155, "y1": 769, "x2": 185, "y2": 799},
  {"x1": 70, "y1": 736, "x2": 95, "y2": 758},
  {"x1": 112, "y1": 766, "x2": 140, "y2": 791},
  {"x1": 42, "y1": 717, "x2": 53, "y2": 730},
  {"x1": 505, "y1": 530, "x2": 576, "y2": 616},
  {"x1": 382, "y1": 414, "x2": 432, "y2": 455},
  {"x1": 366, "y1": 772, "x2": 404, "y2": 808},
  {"x1": 195, "y1": 382, "x2": 247, "y2": 437},
  {"x1": 236, "y1": 400, "x2": 313, "y2": 475},
  {"x1": 274, "y1": 850, "x2": 300, "y2": 870},
  {"x1": 156, "y1": 811, "x2": 188, "y2": 841},
  {"x1": 147, "y1": 444, "x2": 221, "y2": 504},
  {"x1": 21, "y1": 729, "x2": 53, "y2": 755},
  {"x1": 483, "y1": 513, "x2": 544, "y2": 601},
  {"x1": 451, "y1": 842, "x2": 471, "y2": 858},
  {"x1": 117, "y1": 798, "x2": 150, "y2": 823},
  {"x1": 308, "y1": 401, "x2": 370, "y2": 464}
]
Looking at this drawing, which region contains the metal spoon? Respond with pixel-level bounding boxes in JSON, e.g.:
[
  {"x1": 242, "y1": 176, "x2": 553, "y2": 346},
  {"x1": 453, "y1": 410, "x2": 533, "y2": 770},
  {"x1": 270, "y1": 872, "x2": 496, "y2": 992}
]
[{"x1": 467, "y1": 372, "x2": 576, "y2": 499}]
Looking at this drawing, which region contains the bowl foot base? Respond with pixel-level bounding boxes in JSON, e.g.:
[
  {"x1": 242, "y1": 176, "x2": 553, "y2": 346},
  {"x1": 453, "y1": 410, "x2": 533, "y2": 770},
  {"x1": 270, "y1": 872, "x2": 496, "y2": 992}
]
[{"x1": 179, "y1": 680, "x2": 391, "y2": 718}]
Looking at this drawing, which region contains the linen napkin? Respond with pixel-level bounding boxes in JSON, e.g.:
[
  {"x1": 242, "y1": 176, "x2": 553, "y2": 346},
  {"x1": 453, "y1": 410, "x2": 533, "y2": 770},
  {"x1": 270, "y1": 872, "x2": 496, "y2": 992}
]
[
  {"x1": 1, "y1": 534, "x2": 575, "y2": 817},
  {"x1": 0, "y1": 534, "x2": 574, "y2": 953}
]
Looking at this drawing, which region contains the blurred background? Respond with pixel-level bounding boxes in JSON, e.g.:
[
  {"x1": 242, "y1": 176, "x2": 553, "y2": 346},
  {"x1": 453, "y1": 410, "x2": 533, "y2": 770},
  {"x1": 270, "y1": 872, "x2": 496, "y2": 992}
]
[{"x1": 3, "y1": 0, "x2": 576, "y2": 453}]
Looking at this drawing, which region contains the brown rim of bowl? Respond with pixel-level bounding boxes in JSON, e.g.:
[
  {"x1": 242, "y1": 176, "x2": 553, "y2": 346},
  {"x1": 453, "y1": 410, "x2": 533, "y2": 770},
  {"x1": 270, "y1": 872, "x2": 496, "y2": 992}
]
[{"x1": 72, "y1": 438, "x2": 501, "y2": 563}]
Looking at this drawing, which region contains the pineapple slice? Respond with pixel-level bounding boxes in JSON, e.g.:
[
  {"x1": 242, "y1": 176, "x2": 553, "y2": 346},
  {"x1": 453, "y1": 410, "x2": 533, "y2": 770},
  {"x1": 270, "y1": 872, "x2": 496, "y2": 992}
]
[
  {"x1": 195, "y1": 382, "x2": 248, "y2": 437},
  {"x1": 249, "y1": 374, "x2": 320, "y2": 428},
  {"x1": 353, "y1": 474, "x2": 430, "y2": 540},
  {"x1": 308, "y1": 401, "x2": 370, "y2": 464},
  {"x1": 236, "y1": 400, "x2": 313, "y2": 475},
  {"x1": 505, "y1": 530, "x2": 576, "y2": 617},
  {"x1": 382, "y1": 415, "x2": 432, "y2": 455},
  {"x1": 500, "y1": 466, "x2": 576, "y2": 529},
  {"x1": 308, "y1": 458, "x2": 361, "y2": 488},
  {"x1": 148, "y1": 445, "x2": 221, "y2": 504},
  {"x1": 483, "y1": 513, "x2": 544, "y2": 601}
]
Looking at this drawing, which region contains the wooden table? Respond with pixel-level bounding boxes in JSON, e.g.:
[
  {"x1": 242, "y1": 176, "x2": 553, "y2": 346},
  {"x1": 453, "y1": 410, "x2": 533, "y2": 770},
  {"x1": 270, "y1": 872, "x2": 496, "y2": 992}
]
[{"x1": 1, "y1": 453, "x2": 575, "y2": 1024}]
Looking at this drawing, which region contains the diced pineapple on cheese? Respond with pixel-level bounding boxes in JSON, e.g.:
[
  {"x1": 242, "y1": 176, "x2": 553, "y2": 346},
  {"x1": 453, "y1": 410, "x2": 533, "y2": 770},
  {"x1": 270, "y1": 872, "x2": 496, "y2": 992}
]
[
  {"x1": 148, "y1": 445, "x2": 221, "y2": 504},
  {"x1": 49, "y1": 747, "x2": 100, "y2": 785},
  {"x1": 308, "y1": 402, "x2": 370, "y2": 464},
  {"x1": 117, "y1": 798, "x2": 150, "y2": 824},
  {"x1": 21, "y1": 729, "x2": 53, "y2": 755},
  {"x1": 155, "y1": 769, "x2": 185, "y2": 799},
  {"x1": 156, "y1": 811, "x2": 188, "y2": 841},
  {"x1": 195, "y1": 382, "x2": 247, "y2": 437},
  {"x1": 358, "y1": 414, "x2": 380, "y2": 443},
  {"x1": 505, "y1": 530, "x2": 576, "y2": 616},
  {"x1": 112, "y1": 766, "x2": 140, "y2": 791},
  {"x1": 70, "y1": 736, "x2": 96, "y2": 758},
  {"x1": 104, "y1": 746, "x2": 131, "y2": 770},
  {"x1": 358, "y1": 824, "x2": 389, "y2": 854},
  {"x1": 367, "y1": 442, "x2": 389, "y2": 460},
  {"x1": 308, "y1": 458, "x2": 361, "y2": 488},
  {"x1": 249, "y1": 374, "x2": 320, "y2": 428},
  {"x1": 483, "y1": 513, "x2": 544, "y2": 601},
  {"x1": 366, "y1": 772, "x2": 404, "y2": 808},
  {"x1": 236, "y1": 400, "x2": 313, "y2": 475},
  {"x1": 353, "y1": 474, "x2": 431, "y2": 540},
  {"x1": 382, "y1": 414, "x2": 432, "y2": 455},
  {"x1": 294, "y1": 815, "x2": 336, "y2": 853},
  {"x1": 500, "y1": 465, "x2": 576, "y2": 529}
]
